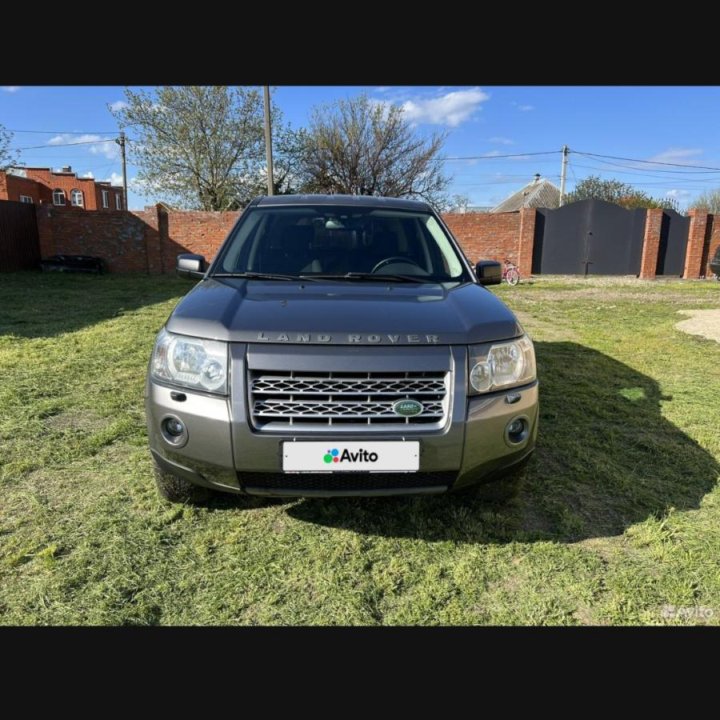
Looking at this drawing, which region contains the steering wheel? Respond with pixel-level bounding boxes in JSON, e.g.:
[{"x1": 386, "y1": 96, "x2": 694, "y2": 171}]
[{"x1": 371, "y1": 256, "x2": 423, "y2": 273}]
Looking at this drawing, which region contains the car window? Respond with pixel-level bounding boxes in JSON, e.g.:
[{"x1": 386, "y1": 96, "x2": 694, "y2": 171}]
[{"x1": 214, "y1": 205, "x2": 468, "y2": 281}]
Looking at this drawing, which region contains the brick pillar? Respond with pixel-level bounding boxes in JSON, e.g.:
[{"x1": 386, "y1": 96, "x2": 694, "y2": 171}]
[
  {"x1": 684, "y1": 209, "x2": 709, "y2": 279},
  {"x1": 639, "y1": 208, "x2": 663, "y2": 279},
  {"x1": 517, "y1": 208, "x2": 536, "y2": 277}
]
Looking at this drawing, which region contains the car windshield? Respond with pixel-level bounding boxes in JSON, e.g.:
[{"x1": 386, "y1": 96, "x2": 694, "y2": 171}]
[{"x1": 212, "y1": 205, "x2": 469, "y2": 282}]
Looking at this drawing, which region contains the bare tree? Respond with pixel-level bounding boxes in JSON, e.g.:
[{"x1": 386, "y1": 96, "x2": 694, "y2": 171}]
[
  {"x1": 447, "y1": 194, "x2": 471, "y2": 212},
  {"x1": 691, "y1": 188, "x2": 720, "y2": 213},
  {"x1": 0, "y1": 123, "x2": 18, "y2": 170},
  {"x1": 298, "y1": 95, "x2": 450, "y2": 206},
  {"x1": 111, "y1": 86, "x2": 293, "y2": 210}
]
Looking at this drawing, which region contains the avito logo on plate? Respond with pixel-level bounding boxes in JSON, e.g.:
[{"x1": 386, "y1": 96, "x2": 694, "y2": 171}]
[{"x1": 323, "y1": 448, "x2": 379, "y2": 464}]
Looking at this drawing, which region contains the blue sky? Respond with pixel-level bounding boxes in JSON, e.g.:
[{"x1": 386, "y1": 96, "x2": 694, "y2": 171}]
[{"x1": 2, "y1": 85, "x2": 720, "y2": 210}]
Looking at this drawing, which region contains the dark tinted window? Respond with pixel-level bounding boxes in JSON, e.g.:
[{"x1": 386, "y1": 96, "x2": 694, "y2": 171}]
[{"x1": 214, "y1": 205, "x2": 467, "y2": 281}]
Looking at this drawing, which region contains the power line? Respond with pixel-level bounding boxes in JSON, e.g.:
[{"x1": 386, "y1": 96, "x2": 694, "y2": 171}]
[
  {"x1": 569, "y1": 161, "x2": 720, "y2": 183},
  {"x1": 443, "y1": 150, "x2": 561, "y2": 161},
  {"x1": 12, "y1": 138, "x2": 118, "y2": 151},
  {"x1": 8, "y1": 128, "x2": 119, "y2": 135},
  {"x1": 572, "y1": 149, "x2": 720, "y2": 172},
  {"x1": 572, "y1": 154, "x2": 720, "y2": 176}
]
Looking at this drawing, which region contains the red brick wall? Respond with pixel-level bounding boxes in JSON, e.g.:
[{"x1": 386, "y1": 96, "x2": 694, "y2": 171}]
[
  {"x1": 443, "y1": 211, "x2": 522, "y2": 265},
  {"x1": 32, "y1": 207, "x2": 529, "y2": 275},
  {"x1": 0, "y1": 173, "x2": 47, "y2": 203},
  {"x1": 35, "y1": 204, "x2": 240, "y2": 273},
  {"x1": 32, "y1": 204, "x2": 717, "y2": 279},
  {"x1": 36, "y1": 205, "x2": 150, "y2": 272},
  {"x1": 24, "y1": 169, "x2": 99, "y2": 210},
  {"x1": 163, "y1": 209, "x2": 240, "y2": 270},
  {"x1": 94, "y1": 184, "x2": 123, "y2": 211},
  {"x1": 22, "y1": 168, "x2": 123, "y2": 211}
]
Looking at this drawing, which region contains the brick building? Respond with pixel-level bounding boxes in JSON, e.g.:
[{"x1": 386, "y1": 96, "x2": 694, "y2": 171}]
[{"x1": 0, "y1": 166, "x2": 123, "y2": 210}]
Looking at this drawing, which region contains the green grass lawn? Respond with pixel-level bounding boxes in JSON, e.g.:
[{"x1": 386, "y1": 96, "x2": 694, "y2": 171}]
[{"x1": 1, "y1": 272, "x2": 719, "y2": 625}]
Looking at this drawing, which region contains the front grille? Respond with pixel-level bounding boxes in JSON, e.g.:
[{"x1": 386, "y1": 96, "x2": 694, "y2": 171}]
[
  {"x1": 241, "y1": 471, "x2": 457, "y2": 494},
  {"x1": 249, "y1": 370, "x2": 449, "y2": 431}
]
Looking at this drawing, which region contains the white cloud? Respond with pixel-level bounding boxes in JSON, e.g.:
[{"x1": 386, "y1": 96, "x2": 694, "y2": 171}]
[
  {"x1": 489, "y1": 136, "x2": 514, "y2": 145},
  {"x1": 1, "y1": 86, "x2": 20, "y2": 93},
  {"x1": 375, "y1": 86, "x2": 391, "y2": 93},
  {"x1": 105, "y1": 172, "x2": 142, "y2": 191},
  {"x1": 48, "y1": 133, "x2": 119, "y2": 160},
  {"x1": 666, "y1": 188, "x2": 691, "y2": 198},
  {"x1": 109, "y1": 100, "x2": 127, "y2": 112},
  {"x1": 649, "y1": 148, "x2": 703, "y2": 164},
  {"x1": 401, "y1": 87, "x2": 490, "y2": 127},
  {"x1": 512, "y1": 102, "x2": 534, "y2": 112},
  {"x1": 80, "y1": 171, "x2": 94, "y2": 179},
  {"x1": 483, "y1": 150, "x2": 504, "y2": 157}
]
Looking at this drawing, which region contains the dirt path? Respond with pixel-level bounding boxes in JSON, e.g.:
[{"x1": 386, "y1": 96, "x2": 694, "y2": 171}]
[{"x1": 676, "y1": 309, "x2": 720, "y2": 344}]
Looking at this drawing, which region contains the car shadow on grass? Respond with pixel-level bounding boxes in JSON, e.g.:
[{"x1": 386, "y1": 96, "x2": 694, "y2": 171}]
[
  {"x1": 285, "y1": 342, "x2": 720, "y2": 543},
  {"x1": 0, "y1": 272, "x2": 188, "y2": 339}
]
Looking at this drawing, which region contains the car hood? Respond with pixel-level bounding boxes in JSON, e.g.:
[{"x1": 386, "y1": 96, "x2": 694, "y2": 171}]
[{"x1": 165, "y1": 278, "x2": 523, "y2": 345}]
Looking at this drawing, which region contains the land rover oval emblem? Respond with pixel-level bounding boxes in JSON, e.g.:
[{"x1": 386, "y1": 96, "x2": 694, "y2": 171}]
[{"x1": 393, "y1": 399, "x2": 424, "y2": 417}]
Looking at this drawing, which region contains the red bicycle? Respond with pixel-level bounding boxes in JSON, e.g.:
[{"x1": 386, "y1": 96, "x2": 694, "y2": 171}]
[{"x1": 503, "y1": 259, "x2": 520, "y2": 286}]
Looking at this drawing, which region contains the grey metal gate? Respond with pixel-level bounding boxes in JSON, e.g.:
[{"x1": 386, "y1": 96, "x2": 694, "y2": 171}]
[
  {"x1": 656, "y1": 210, "x2": 689, "y2": 276},
  {"x1": 533, "y1": 199, "x2": 646, "y2": 275},
  {"x1": 0, "y1": 200, "x2": 40, "y2": 271}
]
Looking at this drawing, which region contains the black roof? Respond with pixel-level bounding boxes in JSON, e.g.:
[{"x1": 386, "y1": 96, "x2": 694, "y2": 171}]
[{"x1": 254, "y1": 194, "x2": 431, "y2": 211}]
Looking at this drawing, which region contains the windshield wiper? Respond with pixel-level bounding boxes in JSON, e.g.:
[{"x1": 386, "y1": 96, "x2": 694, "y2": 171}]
[
  {"x1": 212, "y1": 272, "x2": 318, "y2": 282},
  {"x1": 302, "y1": 272, "x2": 430, "y2": 284}
]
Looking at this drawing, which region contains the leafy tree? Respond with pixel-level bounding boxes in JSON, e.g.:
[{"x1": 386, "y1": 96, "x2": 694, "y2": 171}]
[
  {"x1": 691, "y1": 188, "x2": 720, "y2": 213},
  {"x1": 111, "y1": 86, "x2": 295, "y2": 210},
  {"x1": 297, "y1": 94, "x2": 449, "y2": 206},
  {"x1": 568, "y1": 175, "x2": 679, "y2": 211},
  {"x1": 0, "y1": 123, "x2": 18, "y2": 170}
]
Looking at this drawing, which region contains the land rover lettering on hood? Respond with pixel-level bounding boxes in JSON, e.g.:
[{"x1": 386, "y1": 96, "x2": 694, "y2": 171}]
[{"x1": 145, "y1": 195, "x2": 538, "y2": 502}]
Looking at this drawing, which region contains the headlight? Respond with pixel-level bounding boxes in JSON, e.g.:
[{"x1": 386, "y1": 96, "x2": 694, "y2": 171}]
[
  {"x1": 468, "y1": 335, "x2": 536, "y2": 394},
  {"x1": 151, "y1": 328, "x2": 228, "y2": 394}
]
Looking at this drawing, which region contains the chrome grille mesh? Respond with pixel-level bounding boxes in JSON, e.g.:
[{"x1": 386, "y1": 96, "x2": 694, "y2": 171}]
[{"x1": 249, "y1": 371, "x2": 448, "y2": 430}]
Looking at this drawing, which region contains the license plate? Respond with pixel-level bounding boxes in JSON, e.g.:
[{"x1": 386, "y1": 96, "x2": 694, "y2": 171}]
[{"x1": 283, "y1": 441, "x2": 419, "y2": 473}]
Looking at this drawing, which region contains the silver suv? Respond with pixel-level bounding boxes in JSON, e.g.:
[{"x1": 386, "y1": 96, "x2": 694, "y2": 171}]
[{"x1": 145, "y1": 195, "x2": 538, "y2": 501}]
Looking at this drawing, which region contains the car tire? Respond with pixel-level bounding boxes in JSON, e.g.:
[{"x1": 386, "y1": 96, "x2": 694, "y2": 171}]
[{"x1": 153, "y1": 458, "x2": 211, "y2": 504}]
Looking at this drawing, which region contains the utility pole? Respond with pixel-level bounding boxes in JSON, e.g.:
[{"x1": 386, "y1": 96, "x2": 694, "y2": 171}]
[
  {"x1": 263, "y1": 86, "x2": 275, "y2": 196},
  {"x1": 117, "y1": 131, "x2": 128, "y2": 210},
  {"x1": 559, "y1": 144, "x2": 569, "y2": 206}
]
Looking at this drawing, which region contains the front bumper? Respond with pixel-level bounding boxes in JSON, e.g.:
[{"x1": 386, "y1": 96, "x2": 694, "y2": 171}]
[{"x1": 145, "y1": 344, "x2": 539, "y2": 497}]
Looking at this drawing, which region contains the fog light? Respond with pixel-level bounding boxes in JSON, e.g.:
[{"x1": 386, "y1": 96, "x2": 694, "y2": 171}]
[
  {"x1": 505, "y1": 416, "x2": 529, "y2": 446},
  {"x1": 164, "y1": 417, "x2": 185, "y2": 436},
  {"x1": 508, "y1": 419, "x2": 524, "y2": 435},
  {"x1": 160, "y1": 415, "x2": 188, "y2": 446}
]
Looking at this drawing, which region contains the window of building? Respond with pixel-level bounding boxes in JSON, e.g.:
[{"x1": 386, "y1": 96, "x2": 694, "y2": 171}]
[
  {"x1": 19, "y1": 195, "x2": 33, "y2": 204},
  {"x1": 101, "y1": 189, "x2": 109, "y2": 208},
  {"x1": 53, "y1": 189, "x2": 66, "y2": 206},
  {"x1": 70, "y1": 189, "x2": 84, "y2": 207},
  {"x1": 115, "y1": 193, "x2": 122, "y2": 210}
]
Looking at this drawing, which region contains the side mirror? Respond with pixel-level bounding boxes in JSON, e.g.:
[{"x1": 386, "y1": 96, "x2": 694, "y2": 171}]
[
  {"x1": 475, "y1": 260, "x2": 502, "y2": 286},
  {"x1": 176, "y1": 253, "x2": 206, "y2": 280}
]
